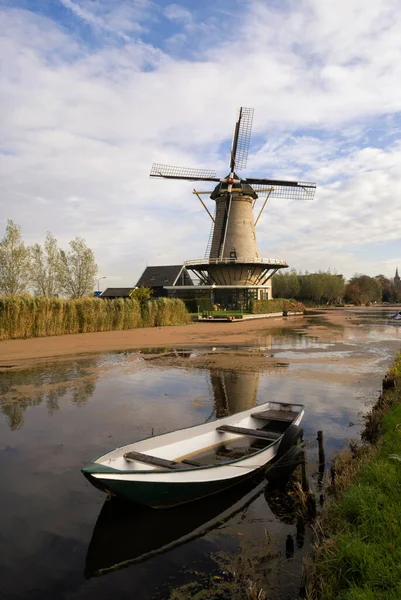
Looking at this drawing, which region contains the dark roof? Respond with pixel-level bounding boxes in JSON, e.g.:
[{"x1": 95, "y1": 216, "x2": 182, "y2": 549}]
[
  {"x1": 136, "y1": 265, "x2": 184, "y2": 287},
  {"x1": 101, "y1": 287, "x2": 132, "y2": 298}
]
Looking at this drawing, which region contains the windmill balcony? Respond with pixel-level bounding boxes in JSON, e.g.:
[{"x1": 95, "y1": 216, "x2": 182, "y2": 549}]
[
  {"x1": 184, "y1": 258, "x2": 288, "y2": 267},
  {"x1": 184, "y1": 258, "x2": 288, "y2": 287}
]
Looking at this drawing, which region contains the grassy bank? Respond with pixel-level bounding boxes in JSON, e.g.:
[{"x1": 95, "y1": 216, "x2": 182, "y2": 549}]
[
  {"x1": 0, "y1": 295, "x2": 191, "y2": 340},
  {"x1": 305, "y1": 353, "x2": 401, "y2": 600}
]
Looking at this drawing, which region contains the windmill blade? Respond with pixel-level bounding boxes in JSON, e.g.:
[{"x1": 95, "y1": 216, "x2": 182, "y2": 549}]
[
  {"x1": 230, "y1": 107, "x2": 254, "y2": 172},
  {"x1": 245, "y1": 178, "x2": 316, "y2": 201},
  {"x1": 150, "y1": 163, "x2": 219, "y2": 182},
  {"x1": 218, "y1": 193, "x2": 232, "y2": 258}
]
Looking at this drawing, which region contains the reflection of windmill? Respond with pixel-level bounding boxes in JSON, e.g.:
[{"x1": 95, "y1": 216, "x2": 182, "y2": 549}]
[
  {"x1": 150, "y1": 107, "x2": 316, "y2": 308},
  {"x1": 210, "y1": 371, "x2": 260, "y2": 419}
]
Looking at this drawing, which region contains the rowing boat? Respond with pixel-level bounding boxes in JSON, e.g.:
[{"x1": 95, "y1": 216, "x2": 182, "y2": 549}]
[{"x1": 82, "y1": 401, "x2": 304, "y2": 508}]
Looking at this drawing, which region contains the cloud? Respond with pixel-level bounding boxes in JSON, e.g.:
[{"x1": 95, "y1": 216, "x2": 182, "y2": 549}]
[
  {"x1": 58, "y1": 0, "x2": 151, "y2": 40},
  {"x1": 164, "y1": 3, "x2": 192, "y2": 23},
  {"x1": 0, "y1": 0, "x2": 400, "y2": 286}
]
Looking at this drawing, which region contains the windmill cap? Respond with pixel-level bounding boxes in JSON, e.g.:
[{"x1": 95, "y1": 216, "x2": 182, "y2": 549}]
[{"x1": 210, "y1": 175, "x2": 258, "y2": 200}]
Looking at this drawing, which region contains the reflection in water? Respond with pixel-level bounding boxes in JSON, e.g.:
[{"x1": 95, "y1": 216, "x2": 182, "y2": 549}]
[
  {"x1": 0, "y1": 359, "x2": 98, "y2": 430},
  {"x1": 0, "y1": 355, "x2": 274, "y2": 431},
  {"x1": 86, "y1": 473, "x2": 309, "y2": 581},
  {"x1": 210, "y1": 371, "x2": 260, "y2": 418},
  {"x1": 85, "y1": 473, "x2": 266, "y2": 578}
]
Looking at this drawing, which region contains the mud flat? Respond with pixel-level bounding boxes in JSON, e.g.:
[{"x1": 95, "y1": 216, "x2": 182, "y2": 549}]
[{"x1": 0, "y1": 309, "x2": 351, "y2": 370}]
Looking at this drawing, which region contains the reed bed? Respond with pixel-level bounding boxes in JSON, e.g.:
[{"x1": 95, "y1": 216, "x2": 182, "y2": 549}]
[{"x1": 0, "y1": 295, "x2": 191, "y2": 340}]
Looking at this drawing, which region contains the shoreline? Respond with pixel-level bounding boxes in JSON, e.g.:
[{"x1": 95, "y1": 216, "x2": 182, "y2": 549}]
[
  {"x1": 0, "y1": 309, "x2": 350, "y2": 371},
  {"x1": 304, "y1": 353, "x2": 401, "y2": 599}
]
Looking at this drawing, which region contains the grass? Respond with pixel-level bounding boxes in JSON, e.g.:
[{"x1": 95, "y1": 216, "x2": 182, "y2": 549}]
[{"x1": 305, "y1": 353, "x2": 401, "y2": 600}]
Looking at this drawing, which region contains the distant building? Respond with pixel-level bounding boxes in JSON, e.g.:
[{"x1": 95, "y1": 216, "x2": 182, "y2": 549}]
[
  {"x1": 395, "y1": 267, "x2": 400, "y2": 287},
  {"x1": 100, "y1": 265, "x2": 194, "y2": 300},
  {"x1": 100, "y1": 287, "x2": 132, "y2": 299},
  {"x1": 136, "y1": 265, "x2": 193, "y2": 297}
]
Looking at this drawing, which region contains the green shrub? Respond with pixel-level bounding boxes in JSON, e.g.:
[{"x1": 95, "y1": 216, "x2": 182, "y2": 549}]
[
  {"x1": 183, "y1": 298, "x2": 214, "y2": 312},
  {"x1": 249, "y1": 298, "x2": 305, "y2": 314}
]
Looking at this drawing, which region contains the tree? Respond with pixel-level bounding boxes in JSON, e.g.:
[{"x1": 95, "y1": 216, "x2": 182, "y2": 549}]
[
  {"x1": 0, "y1": 219, "x2": 31, "y2": 295},
  {"x1": 31, "y1": 232, "x2": 64, "y2": 297},
  {"x1": 320, "y1": 272, "x2": 345, "y2": 304},
  {"x1": 59, "y1": 237, "x2": 98, "y2": 298},
  {"x1": 345, "y1": 274, "x2": 382, "y2": 305},
  {"x1": 375, "y1": 274, "x2": 396, "y2": 303},
  {"x1": 129, "y1": 286, "x2": 153, "y2": 306},
  {"x1": 272, "y1": 270, "x2": 300, "y2": 298}
]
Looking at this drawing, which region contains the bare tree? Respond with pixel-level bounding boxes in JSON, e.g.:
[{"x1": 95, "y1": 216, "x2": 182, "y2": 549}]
[
  {"x1": 60, "y1": 237, "x2": 98, "y2": 298},
  {"x1": 31, "y1": 232, "x2": 64, "y2": 297},
  {"x1": 0, "y1": 219, "x2": 32, "y2": 295}
]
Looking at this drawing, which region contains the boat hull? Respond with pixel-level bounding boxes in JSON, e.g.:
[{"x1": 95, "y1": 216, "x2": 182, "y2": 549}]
[{"x1": 84, "y1": 468, "x2": 258, "y2": 508}]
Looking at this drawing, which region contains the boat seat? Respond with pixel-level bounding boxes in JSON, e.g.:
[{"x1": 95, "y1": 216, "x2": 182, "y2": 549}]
[
  {"x1": 252, "y1": 409, "x2": 298, "y2": 423},
  {"x1": 216, "y1": 425, "x2": 281, "y2": 440},
  {"x1": 124, "y1": 450, "x2": 185, "y2": 469},
  {"x1": 181, "y1": 458, "x2": 202, "y2": 466}
]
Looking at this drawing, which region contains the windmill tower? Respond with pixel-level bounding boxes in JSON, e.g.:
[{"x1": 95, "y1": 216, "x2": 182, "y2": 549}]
[{"x1": 150, "y1": 108, "x2": 316, "y2": 309}]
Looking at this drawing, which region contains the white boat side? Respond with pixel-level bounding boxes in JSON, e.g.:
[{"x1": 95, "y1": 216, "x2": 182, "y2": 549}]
[{"x1": 89, "y1": 402, "x2": 304, "y2": 484}]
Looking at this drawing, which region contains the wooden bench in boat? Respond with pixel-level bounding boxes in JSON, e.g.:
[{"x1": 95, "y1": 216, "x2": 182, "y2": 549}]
[
  {"x1": 124, "y1": 451, "x2": 185, "y2": 469},
  {"x1": 252, "y1": 409, "x2": 298, "y2": 423},
  {"x1": 216, "y1": 425, "x2": 281, "y2": 440}
]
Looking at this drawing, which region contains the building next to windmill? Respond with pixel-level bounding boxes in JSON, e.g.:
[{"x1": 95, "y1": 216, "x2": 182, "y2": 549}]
[{"x1": 103, "y1": 108, "x2": 315, "y2": 310}]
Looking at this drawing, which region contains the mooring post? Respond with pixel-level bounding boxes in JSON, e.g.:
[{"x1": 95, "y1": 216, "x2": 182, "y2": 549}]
[
  {"x1": 301, "y1": 450, "x2": 309, "y2": 492},
  {"x1": 317, "y1": 430, "x2": 325, "y2": 465},
  {"x1": 301, "y1": 450, "x2": 316, "y2": 519},
  {"x1": 317, "y1": 430, "x2": 325, "y2": 486}
]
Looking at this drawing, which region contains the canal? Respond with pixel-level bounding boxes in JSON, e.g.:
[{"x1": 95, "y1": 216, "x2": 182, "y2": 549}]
[{"x1": 0, "y1": 309, "x2": 400, "y2": 599}]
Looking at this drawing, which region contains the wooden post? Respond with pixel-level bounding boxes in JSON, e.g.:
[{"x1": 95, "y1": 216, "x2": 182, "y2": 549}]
[
  {"x1": 285, "y1": 534, "x2": 294, "y2": 559},
  {"x1": 317, "y1": 430, "x2": 325, "y2": 464},
  {"x1": 296, "y1": 515, "x2": 305, "y2": 549},
  {"x1": 317, "y1": 430, "x2": 325, "y2": 486},
  {"x1": 301, "y1": 450, "x2": 309, "y2": 492}
]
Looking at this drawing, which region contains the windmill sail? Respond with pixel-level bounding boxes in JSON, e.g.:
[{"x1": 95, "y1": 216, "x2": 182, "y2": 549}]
[
  {"x1": 230, "y1": 107, "x2": 254, "y2": 171},
  {"x1": 150, "y1": 164, "x2": 219, "y2": 181}
]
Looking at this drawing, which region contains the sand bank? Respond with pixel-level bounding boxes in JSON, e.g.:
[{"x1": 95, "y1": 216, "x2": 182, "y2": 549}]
[{"x1": 0, "y1": 309, "x2": 352, "y2": 371}]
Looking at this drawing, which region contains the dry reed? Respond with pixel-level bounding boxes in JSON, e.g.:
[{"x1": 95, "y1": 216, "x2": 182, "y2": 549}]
[{"x1": 0, "y1": 295, "x2": 191, "y2": 340}]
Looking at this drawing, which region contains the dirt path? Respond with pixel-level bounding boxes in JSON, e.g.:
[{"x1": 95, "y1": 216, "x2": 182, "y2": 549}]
[{"x1": 0, "y1": 309, "x2": 350, "y2": 370}]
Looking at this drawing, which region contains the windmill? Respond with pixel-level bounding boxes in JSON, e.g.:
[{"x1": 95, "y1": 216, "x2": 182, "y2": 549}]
[{"x1": 150, "y1": 107, "x2": 316, "y2": 308}]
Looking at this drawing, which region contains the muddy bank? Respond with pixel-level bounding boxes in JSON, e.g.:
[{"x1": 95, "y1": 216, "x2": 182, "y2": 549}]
[{"x1": 0, "y1": 309, "x2": 351, "y2": 371}]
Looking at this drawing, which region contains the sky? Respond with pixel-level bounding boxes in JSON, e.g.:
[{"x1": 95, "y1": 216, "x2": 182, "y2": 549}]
[{"x1": 1, "y1": 0, "x2": 400, "y2": 290}]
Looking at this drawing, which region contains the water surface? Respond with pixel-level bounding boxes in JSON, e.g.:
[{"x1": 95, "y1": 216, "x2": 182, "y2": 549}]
[{"x1": 0, "y1": 309, "x2": 400, "y2": 599}]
